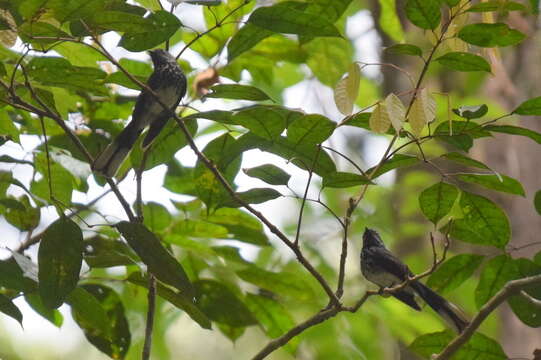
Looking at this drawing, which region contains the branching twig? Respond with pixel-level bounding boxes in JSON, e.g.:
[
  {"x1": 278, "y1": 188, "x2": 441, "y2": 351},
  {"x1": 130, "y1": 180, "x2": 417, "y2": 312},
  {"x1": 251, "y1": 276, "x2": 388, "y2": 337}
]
[
  {"x1": 14, "y1": 188, "x2": 113, "y2": 253},
  {"x1": 434, "y1": 275, "x2": 541, "y2": 360}
]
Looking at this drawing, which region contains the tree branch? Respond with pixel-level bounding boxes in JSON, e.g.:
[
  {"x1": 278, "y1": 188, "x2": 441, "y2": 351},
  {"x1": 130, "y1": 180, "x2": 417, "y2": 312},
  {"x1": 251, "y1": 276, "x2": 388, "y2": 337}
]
[
  {"x1": 434, "y1": 274, "x2": 541, "y2": 360},
  {"x1": 251, "y1": 307, "x2": 341, "y2": 360}
]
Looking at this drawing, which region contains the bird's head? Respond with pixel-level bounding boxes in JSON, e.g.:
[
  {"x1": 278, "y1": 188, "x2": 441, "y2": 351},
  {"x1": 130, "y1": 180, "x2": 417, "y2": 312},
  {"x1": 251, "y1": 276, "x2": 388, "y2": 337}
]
[
  {"x1": 148, "y1": 49, "x2": 175, "y2": 67},
  {"x1": 362, "y1": 228, "x2": 385, "y2": 248}
]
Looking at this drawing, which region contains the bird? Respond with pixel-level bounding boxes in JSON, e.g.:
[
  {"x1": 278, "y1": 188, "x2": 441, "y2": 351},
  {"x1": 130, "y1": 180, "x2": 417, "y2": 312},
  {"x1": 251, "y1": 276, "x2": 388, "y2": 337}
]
[
  {"x1": 360, "y1": 228, "x2": 469, "y2": 333},
  {"x1": 93, "y1": 49, "x2": 187, "y2": 177}
]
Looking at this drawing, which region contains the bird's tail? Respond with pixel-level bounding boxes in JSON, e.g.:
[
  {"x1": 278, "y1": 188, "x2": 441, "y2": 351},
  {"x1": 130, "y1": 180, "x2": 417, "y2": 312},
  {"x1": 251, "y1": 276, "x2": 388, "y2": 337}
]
[
  {"x1": 411, "y1": 281, "x2": 469, "y2": 333},
  {"x1": 92, "y1": 122, "x2": 141, "y2": 177}
]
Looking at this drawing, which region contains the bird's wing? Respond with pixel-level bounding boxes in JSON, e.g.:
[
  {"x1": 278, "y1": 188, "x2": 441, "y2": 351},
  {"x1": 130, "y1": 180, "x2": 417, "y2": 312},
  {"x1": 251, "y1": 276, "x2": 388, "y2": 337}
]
[
  {"x1": 369, "y1": 246, "x2": 413, "y2": 282},
  {"x1": 142, "y1": 114, "x2": 169, "y2": 148}
]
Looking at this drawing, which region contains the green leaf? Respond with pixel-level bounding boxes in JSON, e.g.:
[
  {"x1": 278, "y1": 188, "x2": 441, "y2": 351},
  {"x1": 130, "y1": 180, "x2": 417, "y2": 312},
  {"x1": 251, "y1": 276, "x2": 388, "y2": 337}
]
[
  {"x1": 83, "y1": 237, "x2": 139, "y2": 268},
  {"x1": 27, "y1": 57, "x2": 107, "y2": 95},
  {"x1": 0, "y1": 294, "x2": 23, "y2": 326},
  {"x1": 32, "y1": 152, "x2": 74, "y2": 206},
  {"x1": 434, "y1": 121, "x2": 491, "y2": 151},
  {"x1": 436, "y1": 52, "x2": 491, "y2": 72},
  {"x1": 0, "y1": 258, "x2": 36, "y2": 292},
  {"x1": 66, "y1": 287, "x2": 112, "y2": 342},
  {"x1": 105, "y1": 58, "x2": 151, "y2": 90},
  {"x1": 441, "y1": 152, "x2": 490, "y2": 170},
  {"x1": 287, "y1": 114, "x2": 336, "y2": 146},
  {"x1": 384, "y1": 44, "x2": 422, "y2": 57},
  {"x1": 535, "y1": 251, "x2": 541, "y2": 266},
  {"x1": 164, "y1": 161, "x2": 196, "y2": 195},
  {"x1": 405, "y1": 0, "x2": 441, "y2": 30},
  {"x1": 237, "y1": 267, "x2": 315, "y2": 301},
  {"x1": 367, "y1": 154, "x2": 419, "y2": 178},
  {"x1": 535, "y1": 190, "x2": 541, "y2": 215},
  {"x1": 1, "y1": 195, "x2": 40, "y2": 231},
  {"x1": 119, "y1": 11, "x2": 181, "y2": 51},
  {"x1": 458, "y1": 23, "x2": 526, "y2": 47},
  {"x1": 456, "y1": 173, "x2": 525, "y2": 197},
  {"x1": 0, "y1": 110, "x2": 20, "y2": 143},
  {"x1": 233, "y1": 105, "x2": 288, "y2": 140},
  {"x1": 18, "y1": 22, "x2": 70, "y2": 44},
  {"x1": 508, "y1": 258, "x2": 541, "y2": 327},
  {"x1": 427, "y1": 254, "x2": 485, "y2": 294},
  {"x1": 531, "y1": 0, "x2": 540, "y2": 14},
  {"x1": 243, "y1": 164, "x2": 291, "y2": 186},
  {"x1": 513, "y1": 96, "x2": 541, "y2": 115},
  {"x1": 418, "y1": 182, "x2": 459, "y2": 225},
  {"x1": 206, "y1": 208, "x2": 270, "y2": 246},
  {"x1": 88, "y1": 10, "x2": 154, "y2": 34},
  {"x1": 410, "y1": 331, "x2": 507, "y2": 360},
  {"x1": 485, "y1": 125, "x2": 541, "y2": 144},
  {"x1": 194, "y1": 133, "x2": 243, "y2": 210},
  {"x1": 220, "y1": 188, "x2": 282, "y2": 208},
  {"x1": 73, "y1": 284, "x2": 131, "y2": 359},
  {"x1": 467, "y1": 1, "x2": 527, "y2": 12},
  {"x1": 247, "y1": 2, "x2": 341, "y2": 37},
  {"x1": 212, "y1": 246, "x2": 251, "y2": 265},
  {"x1": 49, "y1": 0, "x2": 106, "y2": 23},
  {"x1": 322, "y1": 172, "x2": 372, "y2": 188},
  {"x1": 475, "y1": 254, "x2": 518, "y2": 308},
  {"x1": 25, "y1": 293, "x2": 63, "y2": 327},
  {"x1": 342, "y1": 112, "x2": 372, "y2": 129},
  {"x1": 171, "y1": 219, "x2": 228, "y2": 238},
  {"x1": 257, "y1": 135, "x2": 337, "y2": 176},
  {"x1": 194, "y1": 279, "x2": 257, "y2": 327},
  {"x1": 227, "y1": 23, "x2": 273, "y2": 62},
  {"x1": 378, "y1": 0, "x2": 405, "y2": 42},
  {"x1": 452, "y1": 104, "x2": 489, "y2": 119},
  {"x1": 143, "y1": 202, "x2": 172, "y2": 233},
  {"x1": 128, "y1": 272, "x2": 211, "y2": 329},
  {"x1": 204, "y1": 84, "x2": 272, "y2": 101},
  {"x1": 304, "y1": 37, "x2": 353, "y2": 87},
  {"x1": 116, "y1": 221, "x2": 194, "y2": 296},
  {"x1": 450, "y1": 191, "x2": 510, "y2": 248},
  {"x1": 245, "y1": 293, "x2": 297, "y2": 349},
  {"x1": 38, "y1": 217, "x2": 84, "y2": 309}
]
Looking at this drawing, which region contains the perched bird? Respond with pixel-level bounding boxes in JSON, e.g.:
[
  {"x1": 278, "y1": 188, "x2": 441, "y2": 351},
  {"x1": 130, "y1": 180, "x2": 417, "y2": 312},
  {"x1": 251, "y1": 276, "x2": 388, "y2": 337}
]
[
  {"x1": 93, "y1": 49, "x2": 187, "y2": 177},
  {"x1": 360, "y1": 228, "x2": 469, "y2": 333}
]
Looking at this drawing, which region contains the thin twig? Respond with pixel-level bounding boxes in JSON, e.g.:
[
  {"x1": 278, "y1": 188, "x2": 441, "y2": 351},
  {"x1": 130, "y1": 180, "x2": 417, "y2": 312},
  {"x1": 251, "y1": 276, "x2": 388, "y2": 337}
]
[
  {"x1": 321, "y1": 145, "x2": 367, "y2": 177},
  {"x1": 294, "y1": 146, "x2": 321, "y2": 246},
  {"x1": 520, "y1": 290, "x2": 541, "y2": 308},
  {"x1": 251, "y1": 307, "x2": 341, "y2": 360},
  {"x1": 284, "y1": 195, "x2": 344, "y2": 227},
  {"x1": 142, "y1": 275, "x2": 157, "y2": 360},
  {"x1": 434, "y1": 275, "x2": 541, "y2": 360},
  {"x1": 357, "y1": 61, "x2": 416, "y2": 87},
  {"x1": 15, "y1": 188, "x2": 113, "y2": 253}
]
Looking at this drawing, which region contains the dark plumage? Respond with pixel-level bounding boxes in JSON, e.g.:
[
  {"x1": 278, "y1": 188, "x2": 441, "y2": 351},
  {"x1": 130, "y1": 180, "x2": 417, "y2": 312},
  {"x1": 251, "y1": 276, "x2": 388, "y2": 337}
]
[
  {"x1": 361, "y1": 228, "x2": 469, "y2": 333},
  {"x1": 93, "y1": 49, "x2": 187, "y2": 177}
]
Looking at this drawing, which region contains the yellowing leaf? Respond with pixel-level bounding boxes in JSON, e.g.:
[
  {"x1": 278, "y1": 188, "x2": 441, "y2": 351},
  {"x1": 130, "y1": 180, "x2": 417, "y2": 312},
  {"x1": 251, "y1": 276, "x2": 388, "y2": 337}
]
[
  {"x1": 384, "y1": 93, "x2": 406, "y2": 132},
  {"x1": 0, "y1": 10, "x2": 17, "y2": 48},
  {"x1": 333, "y1": 63, "x2": 361, "y2": 115},
  {"x1": 409, "y1": 88, "x2": 436, "y2": 137},
  {"x1": 446, "y1": 2, "x2": 469, "y2": 52},
  {"x1": 369, "y1": 103, "x2": 391, "y2": 134},
  {"x1": 346, "y1": 63, "x2": 361, "y2": 98}
]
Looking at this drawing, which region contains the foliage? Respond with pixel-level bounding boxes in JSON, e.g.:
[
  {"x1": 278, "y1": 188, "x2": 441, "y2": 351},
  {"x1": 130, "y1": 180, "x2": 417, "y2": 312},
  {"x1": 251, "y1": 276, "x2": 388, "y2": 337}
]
[{"x1": 0, "y1": 0, "x2": 540, "y2": 359}]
